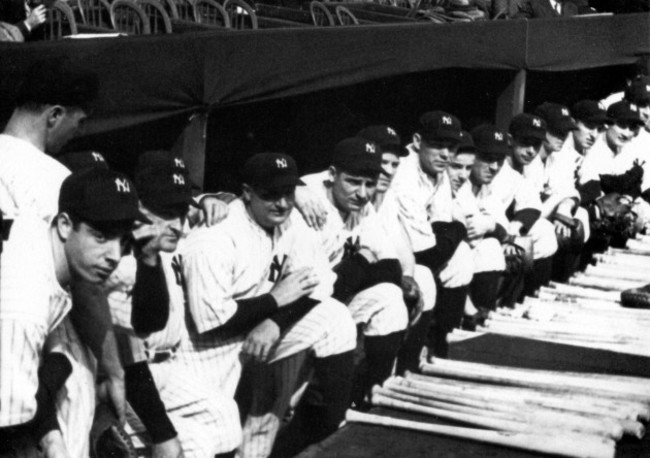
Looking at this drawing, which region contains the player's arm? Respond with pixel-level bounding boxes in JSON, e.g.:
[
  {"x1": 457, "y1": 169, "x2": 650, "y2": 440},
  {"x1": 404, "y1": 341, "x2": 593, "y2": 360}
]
[
  {"x1": 414, "y1": 221, "x2": 467, "y2": 273},
  {"x1": 131, "y1": 255, "x2": 170, "y2": 336},
  {"x1": 32, "y1": 352, "x2": 73, "y2": 444}
]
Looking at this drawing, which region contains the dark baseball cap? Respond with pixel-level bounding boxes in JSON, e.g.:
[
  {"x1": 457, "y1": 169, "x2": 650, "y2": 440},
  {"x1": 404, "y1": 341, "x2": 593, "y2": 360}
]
[
  {"x1": 509, "y1": 113, "x2": 547, "y2": 140},
  {"x1": 471, "y1": 124, "x2": 510, "y2": 156},
  {"x1": 571, "y1": 100, "x2": 611, "y2": 125},
  {"x1": 58, "y1": 151, "x2": 108, "y2": 173},
  {"x1": 418, "y1": 111, "x2": 462, "y2": 143},
  {"x1": 332, "y1": 137, "x2": 383, "y2": 176},
  {"x1": 16, "y1": 57, "x2": 99, "y2": 111},
  {"x1": 356, "y1": 125, "x2": 407, "y2": 157},
  {"x1": 241, "y1": 153, "x2": 305, "y2": 189},
  {"x1": 458, "y1": 130, "x2": 476, "y2": 153},
  {"x1": 607, "y1": 101, "x2": 645, "y2": 126},
  {"x1": 59, "y1": 168, "x2": 149, "y2": 224},
  {"x1": 533, "y1": 102, "x2": 577, "y2": 137},
  {"x1": 137, "y1": 150, "x2": 187, "y2": 172},
  {"x1": 135, "y1": 165, "x2": 197, "y2": 216},
  {"x1": 625, "y1": 76, "x2": 650, "y2": 105}
]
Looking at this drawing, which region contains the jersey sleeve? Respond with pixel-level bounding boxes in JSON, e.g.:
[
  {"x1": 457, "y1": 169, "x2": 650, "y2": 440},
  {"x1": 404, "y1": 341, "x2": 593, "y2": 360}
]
[
  {"x1": 394, "y1": 187, "x2": 437, "y2": 252},
  {"x1": 181, "y1": 227, "x2": 239, "y2": 334}
]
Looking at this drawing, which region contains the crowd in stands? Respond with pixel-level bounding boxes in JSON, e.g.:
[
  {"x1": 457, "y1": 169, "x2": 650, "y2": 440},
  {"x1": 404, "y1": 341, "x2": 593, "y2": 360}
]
[{"x1": 2, "y1": 49, "x2": 650, "y2": 458}]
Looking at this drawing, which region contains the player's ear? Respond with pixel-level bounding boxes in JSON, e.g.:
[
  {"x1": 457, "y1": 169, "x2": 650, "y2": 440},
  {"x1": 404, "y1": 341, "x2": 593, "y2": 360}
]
[
  {"x1": 56, "y1": 212, "x2": 73, "y2": 241},
  {"x1": 241, "y1": 184, "x2": 253, "y2": 203},
  {"x1": 45, "y1": 105, "x2": 65, "y2": 129},
  {"x1": 412, "y1": 133, "x2": 422, "y2": 150},
  {"x1": 327, "y1": 166, "x2": 338, "y2": 182}
]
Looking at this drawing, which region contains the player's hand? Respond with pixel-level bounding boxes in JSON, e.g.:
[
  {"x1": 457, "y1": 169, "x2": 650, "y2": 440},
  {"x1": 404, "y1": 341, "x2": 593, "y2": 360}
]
[
  {"x1": 269, "y1": 267, "x2": 319, "y2": 307},
  {"x1": 295, "y1": 186, "x2": 328, "y2": 230},
  {"x1": 152, "y1": 437, "x2": 184, "y2": 458},
  {"x1": 553, "y1": 218, "x2": 572, "y2": 239},
  {"x1": 401, "y1": 276, "x2": 424, "y2": 326},
  {"x1": 97, "y1": 374, "x2": 126, "y2": 426},
  {"x1": 242, "y1": 319, "x2": 281, "y2": 363},
  {"x1": 131, "y1": 220, "x2": 160, "y2": 266},
  {"x1": 198, "y1": 195, "x2": 230, "y2": 227},
  {"x1": 466, "y1": 213, "x2": 495, "y2": 239},
  {"x1": 502, "y1": 242, "x2": 520, "y2": 258},
  {"x1": 26, "y1": 5, "x2": 47, "y2": 29},
  {"x1": 40, "y1": 430, "x2": 71, "y2": 458},
  {"x1": 507, "y1": 220, "x2": 524, "y2": 237}
]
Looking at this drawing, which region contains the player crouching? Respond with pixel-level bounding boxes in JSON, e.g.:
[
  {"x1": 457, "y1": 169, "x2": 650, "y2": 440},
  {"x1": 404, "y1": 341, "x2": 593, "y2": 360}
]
[{"x1": 180, "y1": 153, "x2": 357, "y2": 458}]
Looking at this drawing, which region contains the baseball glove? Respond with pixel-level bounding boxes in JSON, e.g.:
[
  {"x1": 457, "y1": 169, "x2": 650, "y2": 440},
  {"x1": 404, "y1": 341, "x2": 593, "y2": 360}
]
[
  {"x1": 600, "y1": 160, "x2": 644, "y2": 198},
  {"x1": 591, "y1": 193, "x2": 637, "y2": 246},
  {"x1": 553, "y1": 213, "x2": 585, "y2": 253},
  {"x1": 90, "y1": 404, "x2": 137, "y2": 458},
  {"x1": 621, "y1": 283, "x2": 650, "y2": 309}
]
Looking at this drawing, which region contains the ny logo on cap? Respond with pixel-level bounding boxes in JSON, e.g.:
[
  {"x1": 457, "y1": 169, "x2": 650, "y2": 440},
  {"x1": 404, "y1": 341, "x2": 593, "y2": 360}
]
[
  {"x1": 173, "y1": 173, "x2": 185, "y2": 185},
  {"x1": 174, "y1": 158, "x2": 186, "y2": 168},
  {"x1": 494, "y1": 132, "x2": 504, "y2": 141},
  {"x1": 387, "y1": 127, "x2": 397, "y2": 136},
  {"x1": 365, "y1": 143, "x2": 376, "y2": 154},
  {"x1": 561, "y1": 108, "x2": 569, "y2": 116},
  {"x1": 115, "y1": 178, "x2": 131, "y2": 193},
  {"x1": 276, "y1": 158, "x2": 288, "y2": 169},
  {"x1": 631, "y1": 103, "x2": 639, "y2": 111},
  {"x1": 532, "y1": 118, "x2": 542, "y2": 127},
  {"x1": 92, "y1": 152, "x2": 105, "y2": 162},
  {"x1": 442, "y1": 116, "x2": 452, "y2": 125},
  {"x1": 646, "y1": 85, "x2": 650, "y2": 92}
]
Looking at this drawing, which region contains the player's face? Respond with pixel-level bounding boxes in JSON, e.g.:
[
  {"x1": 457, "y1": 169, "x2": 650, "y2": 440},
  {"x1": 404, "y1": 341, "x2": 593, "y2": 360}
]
[
  {"x1": 135, "y1": 206, "x2": 185, "y2": 253},
  {"x1": 46, "y1": 106, "x2": 88, "y2": 154},
  {"x1": 377, "y1": 152, "x2": 400, "y2": 192},
  {"x1": 606, "y1": 121, "x2": 638, "y2": 151},
  {"x1": 415, "y1": 135, "x2": 458, "y2": 177},
  {"x1": 637, "y1": 103, "x2": 650, "y2": 131},
  {"x1": 59, "y1": 216, "x2": 129, "y2": 283},
  {"x1": 330, "y1": 168, "x2": 378, "y2": 213},
  {"x1": 573, "y1": 120, "x2": 600, "y2": 152},
  {"x1": 243, "y1": 184, "x2": 296, "y2": 229},
  {"x1": 511, "y1": 136, "x2": 542, "y2": 168},
  {"x1": 543, "y1": 131, "x2": 568, "y2": 154},
  {"x1": 447, "y1": 152, "x2": 475, "y2": 192},
  {"x1": 471, "y1": 152, "x2": 505, "y2": 186}
]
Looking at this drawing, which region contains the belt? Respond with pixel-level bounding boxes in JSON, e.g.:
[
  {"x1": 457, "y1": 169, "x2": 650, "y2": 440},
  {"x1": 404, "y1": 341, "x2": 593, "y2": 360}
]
[{"x1": 146, "y1": 343, "x2": 180, "y2": 364}]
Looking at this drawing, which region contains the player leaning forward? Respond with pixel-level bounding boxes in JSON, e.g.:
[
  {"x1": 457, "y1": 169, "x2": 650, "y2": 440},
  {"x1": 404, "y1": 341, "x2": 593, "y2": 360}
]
[
  {"x1": 180, "y1": 153, "x2": 357, "y2": 458},
  {"x1": 104, "y1": 159, "x2": 241, "y2": 457},
  {"x1": 0, "y1": 168, "x2": 144, "y2": 454}
]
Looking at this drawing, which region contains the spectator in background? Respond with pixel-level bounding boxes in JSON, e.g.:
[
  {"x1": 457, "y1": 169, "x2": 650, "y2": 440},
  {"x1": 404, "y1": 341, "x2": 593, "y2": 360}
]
[{"x1": 0, "y1": 0, "x2": 46, "y2": 41}]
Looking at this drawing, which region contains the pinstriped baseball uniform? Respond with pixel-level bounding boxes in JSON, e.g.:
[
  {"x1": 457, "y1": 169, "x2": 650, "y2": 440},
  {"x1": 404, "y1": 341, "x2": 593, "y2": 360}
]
[
  {"x1": 105, "y1": 244, "x2": 242, "y2": 456},
  {"x1": 0, "y1": 136, "x2": 95, "y2": 458},
  {"x1": 477, "y1": 159, "x2": 558, "y2": 260},
  {"x1": 300, "y1": 171, "x2": 409, "y2": 336},
  {"x1": 180, "y1": 199, "x2": 356, "y2": 458},
  {"x1": 0, "y1": 216, "x2": 71, "y2": 427}
]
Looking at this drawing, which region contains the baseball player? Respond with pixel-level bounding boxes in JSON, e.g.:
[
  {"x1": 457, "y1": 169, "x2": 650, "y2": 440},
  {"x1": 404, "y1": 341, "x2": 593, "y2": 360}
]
[
  {"x1": 180, "y1": 153, "x2": 357, "y2": 458},
  {"x1": 0, "y1": 168, "x2": 144, "y2": 456},
  {"x1": 447, "y1": 128, "x2": 507, "y2": 315},
  {"x1": 104, "y1": 160, "x2": 241, "y2": 458},
  {"x1": 354, "y1": 125, "x2": 436, "y2": 375},
  {"x1": 389, "y1": 111, "x2": 474, "y2": 358}
]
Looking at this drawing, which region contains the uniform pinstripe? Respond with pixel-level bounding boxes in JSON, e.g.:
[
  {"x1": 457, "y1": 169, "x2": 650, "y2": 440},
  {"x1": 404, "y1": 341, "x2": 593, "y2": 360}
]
[
  {"x1": 180, "y1": 199, "x2": 356, "y2": 458},
  {"x1": 105, "y1": 242, "x2": 242, "y2": 456},
  {"x1": 300, "y1": 171, "x2": 409, "y2": 336}
]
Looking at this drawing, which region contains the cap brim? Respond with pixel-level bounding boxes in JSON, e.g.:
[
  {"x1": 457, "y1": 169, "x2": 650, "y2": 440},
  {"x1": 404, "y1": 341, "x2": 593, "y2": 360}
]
[
  {"x1": 252, "y1": 175, "x2": 304, "y2": 189},
  {"x1": 422, "y1": 131, "x2": 461, "y2": 143},
  {"x1": 583, "y1": 113, "x2": 612, "y2": 125}
]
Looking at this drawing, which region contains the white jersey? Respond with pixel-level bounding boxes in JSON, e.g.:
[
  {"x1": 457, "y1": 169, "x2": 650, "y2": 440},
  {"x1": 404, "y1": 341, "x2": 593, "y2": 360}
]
[
  {"x1": 578, "y1": 133, "x2": 650, "y2": 191},
  {"x1": 301, "y1": 171, "x2": 398, "y2": 267},
  {"x1": 182, "y1": 198, "x2": 335, "y2": 336},
  {"x1": 478, "y1": 159, "x2": 542, "y2": 218},
  {"x1": 559, "y1": 135, "x2": 586, "y2": 185},
  {"x1": 0, "y1": 134, "x2": 70, "y2": 221},
  {"x1": 0, "y1": 216, "x2": 71, "y2": 426},
  {"x1": 105, "y1": 246, "x2": 188, "y2": 356},
  {"x1": 523, "y1": 151, "x2": 581, "y2": 218}
]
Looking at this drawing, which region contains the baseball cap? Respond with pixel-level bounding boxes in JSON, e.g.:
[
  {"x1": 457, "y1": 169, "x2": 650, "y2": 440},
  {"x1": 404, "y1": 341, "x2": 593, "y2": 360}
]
[
  {"x1": 16, "y1": 57, "x2": 99, "y2": 111},
  {"x1": 509, "y1": 113, "x2": 547, "y2": 140},
  {"x1": 331, "y1": 137, "x2": 383, "y2": 176},
  {"x1": 58, "y1": 151, "x2": 109, "y2": 173},
  {"x1": 471, "y1": 124, "x2": 510, "y2": 156},
  {"x1": 135, "y1": 165, "x2": 197, "y2": 216},
  {"x1": 571, "y1": 100, "x2": 611, "y2": 125},
  {"x1": 137, "y1": 150, "x2": 187, "y2": 172},
  {"x1": 458, "y1": 130, "x2": 476, "y2": 153},
  {"x1": 607, "y1": 101, "x2": 645, "y2": 126},
  {"x1": 59, "y1": 168, "x2": 149, "y2": 224},
  {"x1": 241, "y1": 153, "x2": 305, "y2": 189},
  {"x1": 533, "y1": 102, "x2": 577, "y2": 136},
  {"x1": 418, "y1": 111, "x2": 462, "y2": 143},
  {"x1": 356, "y1": 125, "x2": 407, "y2": 157},
  {"x1": 625, "y1": 76, "x2": 650, "y2": 106}
]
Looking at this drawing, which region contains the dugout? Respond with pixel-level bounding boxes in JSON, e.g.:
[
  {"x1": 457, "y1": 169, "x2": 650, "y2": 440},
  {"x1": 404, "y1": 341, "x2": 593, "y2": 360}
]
[{"x1": 0, "y1": 12, "x2": 648, "y2": 190}]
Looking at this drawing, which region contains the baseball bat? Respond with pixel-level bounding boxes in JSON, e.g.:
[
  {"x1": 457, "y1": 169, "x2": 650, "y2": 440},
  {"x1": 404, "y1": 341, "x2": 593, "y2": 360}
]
[{"x1": 345, "y1": 410, "x2": 616, "y2": 458}]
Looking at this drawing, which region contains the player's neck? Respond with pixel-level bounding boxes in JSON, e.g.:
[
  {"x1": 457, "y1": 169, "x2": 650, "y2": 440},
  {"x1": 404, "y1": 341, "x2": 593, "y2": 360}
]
[
  {"x1": 50, "y1": 225, "x2": 71, "y2": 288},
  {"x1": 373, "y1": 190, "x2": 386, "y2": 210},
  {"x1": 3, "y1": 113, "x2": 47, "y2": 153}
]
